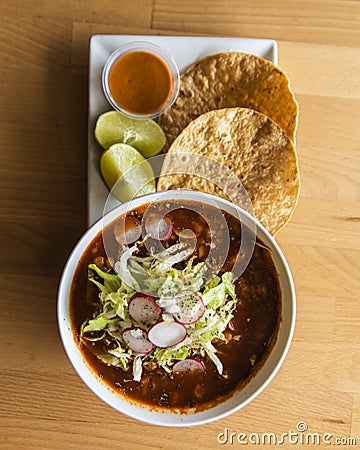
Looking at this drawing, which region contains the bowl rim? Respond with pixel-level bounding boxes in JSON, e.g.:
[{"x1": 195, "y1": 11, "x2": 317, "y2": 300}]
[{"x1": 57, "y1": 189, "x2": 296, "y2": 427}]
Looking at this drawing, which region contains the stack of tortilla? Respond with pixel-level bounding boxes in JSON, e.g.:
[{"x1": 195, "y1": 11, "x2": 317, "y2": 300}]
[{"x1": 157, "y1": 52, "x2": 300, "y2": 235}]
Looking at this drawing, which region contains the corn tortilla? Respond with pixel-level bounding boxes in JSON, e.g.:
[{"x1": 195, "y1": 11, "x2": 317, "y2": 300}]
[
  {"x1": 159, "y1": 52, "x2": 299, "y2": 145},
  {"x1": 157, "y1": 108, "x2": 300, "y2": 235}
]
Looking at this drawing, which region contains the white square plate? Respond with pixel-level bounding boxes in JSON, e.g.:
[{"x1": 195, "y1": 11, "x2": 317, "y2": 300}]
[{"x1": 88, "y1": 35, "x2": 277, "y2": 226}]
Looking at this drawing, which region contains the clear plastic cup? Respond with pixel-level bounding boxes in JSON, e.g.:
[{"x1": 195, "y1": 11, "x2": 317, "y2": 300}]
[{"x1": 102, "y1": 41, "x2": 180, "y2": 120}]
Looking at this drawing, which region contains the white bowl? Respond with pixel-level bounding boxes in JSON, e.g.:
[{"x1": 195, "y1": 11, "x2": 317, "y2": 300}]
[{"x1": 57, "y1": 190, "x2": 296, "y2": 427}]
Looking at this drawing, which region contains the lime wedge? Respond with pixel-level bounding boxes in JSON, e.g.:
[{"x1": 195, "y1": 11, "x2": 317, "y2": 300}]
[
  {"x1": 100, "y1": 143, "x2": 156, "y2": 202},
  {"x1": 94, "y1": 111, "x2": 167, "y2": 157}
]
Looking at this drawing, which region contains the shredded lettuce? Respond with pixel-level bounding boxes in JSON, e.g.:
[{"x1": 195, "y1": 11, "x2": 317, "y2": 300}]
[
  {"x1": 152, "y1": 345, "x2": 190, "y2": 372},
  {"x1": 203, "y1": 341, "x2": 224, "y2": 375},
  {"x1": 202, "y1": 272, "x2": 236, "y2": 308},
  {"x1": 97, "y1": 353, "x2": 130, "y2": 371},
  {"x1": 81, "y1": 245, "x2": 238, "y2": 382},
  {"x1": 132, "y1": 355, "x2": 143, "y2": 382},
  {"x1": 88, "y1": 264, "x2": 122, "y2": 294},
  {"x1": 82, "y1": 316, "x2": 108, "y2": 333},
  {"x1": 114, "y1": 245, "x2": 141, "y2": 290}
]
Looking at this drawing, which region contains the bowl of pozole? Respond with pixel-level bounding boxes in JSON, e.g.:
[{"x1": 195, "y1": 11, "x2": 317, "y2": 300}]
[{"x1": 57, "y1": 190, "x2": 295, "y2": 426}]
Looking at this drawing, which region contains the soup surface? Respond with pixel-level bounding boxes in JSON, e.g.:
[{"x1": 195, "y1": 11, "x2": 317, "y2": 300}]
[{"x1": 70, "y1": 200, "x2": 281, "y2": 412}]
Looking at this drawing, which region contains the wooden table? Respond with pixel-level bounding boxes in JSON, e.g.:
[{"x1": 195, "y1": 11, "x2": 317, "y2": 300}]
[{"x1": 1, "y1": 1, "x2": 359, "y2": 448}]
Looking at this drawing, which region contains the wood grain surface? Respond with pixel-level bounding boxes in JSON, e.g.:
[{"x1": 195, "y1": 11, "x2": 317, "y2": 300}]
[{"x1": 1, "y1": 1, "x2": 359, "y2": 449}]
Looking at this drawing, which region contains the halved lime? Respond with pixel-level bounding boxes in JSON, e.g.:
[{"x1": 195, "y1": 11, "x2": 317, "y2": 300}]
[
  {"x1": 94, "y1": 111, "x2": 167, "y2": 157},
  {"x1": 100, "y1": 143, "x2": 156, "y2": 202}
]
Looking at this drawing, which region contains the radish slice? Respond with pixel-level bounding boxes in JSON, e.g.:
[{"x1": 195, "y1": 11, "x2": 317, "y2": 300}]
[
  {"x1": 178, "y1": 229, "x2": 197, "y2": 253},
  {"x1": 148, "y1": 321, "x2": 187, "y2": 348},
  {"x1": 122, "y1": 328, "x2": 153, "y2": 354},
  {"x1": 113, "y1": 221, "x2": 142, "y2": 245},
  {"x1": 128, "y1": 293, "x2": 161, "y2": 325},
  {"x1": 172, "y1": 290, "x2": 205, "y2": 324},
  {"x1": 178, "y1": 228, "x2": 197, "y2": 241},
  {"x1": 173, "y1": 358, "x2": 205, "y2": 373},
  {"x1": 144, "y1": 214, "x2": 173, "y2": 241},
  {"x1": 171, "y1": 210, "x2": 207, "y2": 237}
]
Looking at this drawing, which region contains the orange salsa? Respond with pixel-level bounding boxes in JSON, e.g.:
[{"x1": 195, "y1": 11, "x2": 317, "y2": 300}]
[{"x1": 108, "y1": 51, "x2": 173, "y2": 116}]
